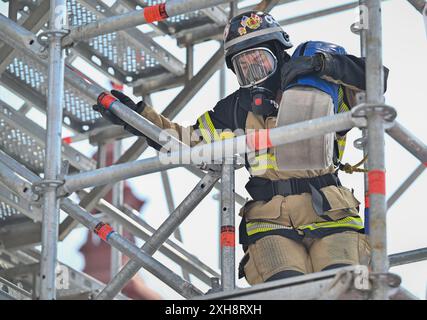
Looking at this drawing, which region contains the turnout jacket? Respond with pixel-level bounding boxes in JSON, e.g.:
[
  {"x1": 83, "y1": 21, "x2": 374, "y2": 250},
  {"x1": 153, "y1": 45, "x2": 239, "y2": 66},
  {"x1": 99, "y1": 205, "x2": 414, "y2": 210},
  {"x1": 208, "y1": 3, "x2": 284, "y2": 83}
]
[{"x1": 139, "y1": 53, "x2": 389, "y2": 242}]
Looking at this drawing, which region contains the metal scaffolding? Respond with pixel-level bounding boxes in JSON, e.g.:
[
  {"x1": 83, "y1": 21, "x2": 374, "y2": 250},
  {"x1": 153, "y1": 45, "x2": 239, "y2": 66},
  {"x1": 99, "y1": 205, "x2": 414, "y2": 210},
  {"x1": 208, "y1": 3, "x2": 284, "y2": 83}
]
[{"x1": 0, "y1": 0, "x2": 426, "y2": 300}]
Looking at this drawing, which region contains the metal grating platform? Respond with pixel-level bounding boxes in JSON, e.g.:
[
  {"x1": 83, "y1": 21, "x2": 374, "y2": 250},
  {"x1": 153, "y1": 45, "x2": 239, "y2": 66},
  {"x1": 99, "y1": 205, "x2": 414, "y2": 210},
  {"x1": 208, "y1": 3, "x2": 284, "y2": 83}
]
[
  {"x1": 0, "y1": 186, "x2": 30, "y2": 238},
  {"x1": 0, "y1": 202, "x2": 21, "y2": 222},
  {"x1": 0, "y1": 174, "x2": 42, "y2": 225},
  {"x1": 0, "y1": 99, "x2": 96, "y2": 174},
  {"x1": 0, "y1": 0, "x2": 226, "y2": 134},
  {"x1": 0, "y1": 248, "x2": 129, "y2": 300},
  {"x1": 0, "y1": 108, "x2": 45, "y2": 173},
  {"x1": 0, "y1": 0, "x2": 210, "y2": 133},
  {"x1": 0, "y1": 97, "x2": 94, "y2": 226},
  {"x1": 69, "y1": 0, "x2": 163, "y2": 78},
  {"x1": 5, "y1": 53, "x2": 102, "y2": 132}
]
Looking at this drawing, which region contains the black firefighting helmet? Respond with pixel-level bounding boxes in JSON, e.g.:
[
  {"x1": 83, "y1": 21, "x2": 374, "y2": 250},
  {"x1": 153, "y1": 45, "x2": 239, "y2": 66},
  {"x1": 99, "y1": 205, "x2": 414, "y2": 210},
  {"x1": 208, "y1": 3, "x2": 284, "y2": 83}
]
[{"x1": 223, "y1": 11, "x2": 293, "y2": 71}]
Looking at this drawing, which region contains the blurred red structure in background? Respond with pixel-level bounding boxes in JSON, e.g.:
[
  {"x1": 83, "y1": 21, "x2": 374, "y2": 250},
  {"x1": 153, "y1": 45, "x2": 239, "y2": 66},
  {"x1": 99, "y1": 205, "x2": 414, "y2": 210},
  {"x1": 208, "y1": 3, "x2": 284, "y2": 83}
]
[{"x1": 79, "y1": 143, "x2": 162, "y2": 300}]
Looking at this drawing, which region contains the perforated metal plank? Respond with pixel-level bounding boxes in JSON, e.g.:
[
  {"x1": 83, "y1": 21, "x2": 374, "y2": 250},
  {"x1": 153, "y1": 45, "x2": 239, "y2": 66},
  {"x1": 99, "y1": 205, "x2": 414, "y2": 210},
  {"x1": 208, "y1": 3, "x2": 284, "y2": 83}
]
[
  {"x1": 0, "y1": 216, "x2": 42, "y2": 249},
  {"x1": 0, "y1": 182, "x2": 41, "y2": 223},
  {"x1": 1, "y1": 0, "x2": 175, "y2": 130},
  {"x1": 4, "y1": 53, "x2": 103, "y2": 132},
  {"x1": 0, "y1": 99, "x2": 96, "y2": 173},
  {"x1": 0, "y1": 246, "x2": 130, "y2": 300},
  {"x1": 0, "y1": 97, "x2": 94, "y2": 228},
  {"x1": 0, "y1": 109, "x2": 45, "y2": 173},
  {"x1": 0, "y1": 0, "x2": 50, "y2": 74},
  {"x1": 0, "y1": 201, "x2": 23, "y2": 223},
  {"x1": 15, "y1": 249, "x2": 129, "y2": 300},
  {"x1": 0, "y1": 276, "x2": 31, "y2": 300},
  {"x1": 0, "y1": 152, "x2": 41, "y2": 229},
  {"x1": 69, "y1": 0, "x2": 170, "y2": 82},
  {"x1": 0, "y1": 288, "x2": 14, "y2": 300}
]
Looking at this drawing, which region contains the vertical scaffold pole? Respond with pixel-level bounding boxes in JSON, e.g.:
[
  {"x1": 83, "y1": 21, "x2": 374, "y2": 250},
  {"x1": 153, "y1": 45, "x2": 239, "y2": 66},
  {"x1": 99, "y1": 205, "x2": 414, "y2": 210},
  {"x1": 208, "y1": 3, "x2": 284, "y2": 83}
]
[
  {"x1": 39, "y1": 0, "x2": 67, "y2": 300},
  {"x1": 358, "y1": 0, "x2": 368, "y2": 56},
  {"x1": 218, "y1": 6, "x2": 238, "y2": 291},
  {"x1": 111, "y1": 140, "x2": 124, "y2": 279},
  {"x1": 358, "y1": 0, "x2": 370, "y2": 234},
  {"x1": 220, "y1": 139, "x2": 236, "y2": 291},
  {"x1": 365, "y1": 0, "x2": 389, "y2": 300}
]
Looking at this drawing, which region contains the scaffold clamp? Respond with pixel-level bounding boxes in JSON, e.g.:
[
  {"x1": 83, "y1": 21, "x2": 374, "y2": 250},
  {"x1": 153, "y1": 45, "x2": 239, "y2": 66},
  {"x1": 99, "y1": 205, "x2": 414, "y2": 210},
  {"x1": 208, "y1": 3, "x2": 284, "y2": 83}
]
[
  {"x1": 37, "y1": 28, "x2": 70, "y2": 49},
  {"x1": 31, "y1": 179, "x2": 65, "y2": 196},
  {"x1": 352, "y1": 103, "x2": 397, "y2": 123},
  {"x1": 354, "y1": 134, "x2": 368, "y2": 150}
]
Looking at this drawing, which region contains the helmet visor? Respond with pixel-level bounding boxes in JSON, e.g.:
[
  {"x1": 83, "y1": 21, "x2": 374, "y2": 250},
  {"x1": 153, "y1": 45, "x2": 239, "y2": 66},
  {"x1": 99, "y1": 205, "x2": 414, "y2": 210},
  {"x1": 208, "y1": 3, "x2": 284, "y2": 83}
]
[{"x1": 231, "y1": 47, "x2": 277, "y2": 88}]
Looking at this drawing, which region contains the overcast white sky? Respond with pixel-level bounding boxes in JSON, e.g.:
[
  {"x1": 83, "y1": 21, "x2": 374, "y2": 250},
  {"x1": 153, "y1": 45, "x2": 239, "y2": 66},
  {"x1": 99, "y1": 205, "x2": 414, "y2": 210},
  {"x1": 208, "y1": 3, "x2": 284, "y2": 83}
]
[{"x1": 0, "y1": 0, "x2": 426, "y2": 299}]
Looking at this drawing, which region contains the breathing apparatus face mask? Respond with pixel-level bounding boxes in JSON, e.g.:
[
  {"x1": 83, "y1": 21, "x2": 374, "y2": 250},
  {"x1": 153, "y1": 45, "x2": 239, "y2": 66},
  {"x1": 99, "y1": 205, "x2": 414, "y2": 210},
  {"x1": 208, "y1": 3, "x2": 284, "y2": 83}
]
[
  {"x1": 232, "y1": 47, "x2": 279, "y2": 116},
  {"x1": 231, "y1": 47, "x2": 278, "y2": 88}
]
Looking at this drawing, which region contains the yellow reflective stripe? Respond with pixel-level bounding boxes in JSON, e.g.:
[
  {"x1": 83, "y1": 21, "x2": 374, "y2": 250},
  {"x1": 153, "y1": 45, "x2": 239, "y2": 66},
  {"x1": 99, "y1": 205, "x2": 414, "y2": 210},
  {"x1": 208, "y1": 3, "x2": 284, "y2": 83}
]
[
  {"x1": 204, "y1": 112, "x2": 221, "y2": 141},
  {"x1": 197, "y1": 117, "x2": 212, "y2": 143},
  {"x1": 197, "y1": 112, "x2": 221, "y2": 144},
  {"x1": 339, "y1": 102, "x2": 350, "y2": 113},
  {"x1": 250, "y1": 153, "x2": 278, "y2": 172},
  {"x1": 335, "y1": 87, "x2": 348, "y2": 160},
  {"x1": 246, "y1": 221, "x2": 292, "y2": 236},
  {"x1": 220, "y1": 131, "x2": 235, "y2": 140},
  {"x1": 337, "y1": 86, "x2": 350, "y2": 113},
  {"x1": 337, "y1": 138, "x2": 346, "y2": 146},
  {"x1": 337, "y1": 136, "x2": 347, "y2": 160},
  {"x1": 338, "y1": 90, "x2": 349, "y2": 113},
  {"x1": 338, "y1": 86, "x2": 343, "y2": 103},
  {"x1": 297, "y1": 216, "x2": 363, "y2": 231}
]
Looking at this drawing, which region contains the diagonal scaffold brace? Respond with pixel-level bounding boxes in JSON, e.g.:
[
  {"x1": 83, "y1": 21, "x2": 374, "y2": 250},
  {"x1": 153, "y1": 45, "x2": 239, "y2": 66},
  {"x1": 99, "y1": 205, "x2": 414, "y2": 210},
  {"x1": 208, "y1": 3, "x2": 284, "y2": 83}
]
[
  {"x1": 95, "y1": 171, "x2": 221, "y2": 300},
  {"x1": 0, "y1": 152, "x2": 204, "y2": 299},
  {"x1": 61, "y1": 198, "x2": 204, "y2": 299}
]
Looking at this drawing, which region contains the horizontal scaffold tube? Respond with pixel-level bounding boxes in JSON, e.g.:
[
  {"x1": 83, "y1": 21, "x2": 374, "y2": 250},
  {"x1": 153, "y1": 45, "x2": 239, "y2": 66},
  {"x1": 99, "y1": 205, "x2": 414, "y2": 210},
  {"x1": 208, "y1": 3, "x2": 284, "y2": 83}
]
[
  {"x1": 62, "y1": 161, "x2": 185, "y2": 194},
  {"x1": 61, "y1": 199, "x2": 203, "y2": 299},
  {"x1": 0, "y1": 13, "x2": 47, "y2": 59},
  {"x1": 61, "y1": 110, "x2": 366, "y2": 194},
  {"x1": 62, "y1": 0, "x2": 234, "y2": 47}
]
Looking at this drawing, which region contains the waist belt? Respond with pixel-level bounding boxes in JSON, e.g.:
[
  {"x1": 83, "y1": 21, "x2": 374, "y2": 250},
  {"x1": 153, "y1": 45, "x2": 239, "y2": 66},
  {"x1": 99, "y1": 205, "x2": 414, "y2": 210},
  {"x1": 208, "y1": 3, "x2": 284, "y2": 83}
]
[{"x1": 245, "y1": 173, "x2": 341, "y2": 216}]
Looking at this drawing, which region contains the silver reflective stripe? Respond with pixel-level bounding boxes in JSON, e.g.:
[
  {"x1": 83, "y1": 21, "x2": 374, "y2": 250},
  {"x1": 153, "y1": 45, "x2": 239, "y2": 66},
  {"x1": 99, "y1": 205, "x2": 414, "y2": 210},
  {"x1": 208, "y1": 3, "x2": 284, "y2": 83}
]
[
  {"x1": 298, "y1": 216, "x2": 364, "y2": 232},
  {"x1": 246, "y1": 221, "x2": 293, "y2": 236},
  {"x1": 197, "y1": 112, "x2": 220, "y2": 143},
  {"x1": 224, "y1": 27, "x2": 284, "y2": 51}
]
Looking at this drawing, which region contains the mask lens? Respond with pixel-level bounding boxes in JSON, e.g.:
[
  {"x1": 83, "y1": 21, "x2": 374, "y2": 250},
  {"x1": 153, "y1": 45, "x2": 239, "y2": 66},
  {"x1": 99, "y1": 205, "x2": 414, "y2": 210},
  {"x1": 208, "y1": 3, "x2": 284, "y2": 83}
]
[{"x1": 232, "y1": 48, "x2": 277, "y2": 87}]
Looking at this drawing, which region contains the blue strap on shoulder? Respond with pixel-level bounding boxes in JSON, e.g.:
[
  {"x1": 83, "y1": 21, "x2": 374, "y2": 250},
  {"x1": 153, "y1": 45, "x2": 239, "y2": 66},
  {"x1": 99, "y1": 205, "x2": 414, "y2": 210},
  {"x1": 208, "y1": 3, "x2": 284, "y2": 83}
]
[{"x1": 286, "y1": 41, "x2": 347, "y2": 113}]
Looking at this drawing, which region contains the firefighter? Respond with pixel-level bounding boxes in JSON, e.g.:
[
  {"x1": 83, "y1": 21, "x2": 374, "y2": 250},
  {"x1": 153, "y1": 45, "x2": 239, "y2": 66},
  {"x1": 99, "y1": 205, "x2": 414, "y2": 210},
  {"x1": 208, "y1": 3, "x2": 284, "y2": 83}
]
[{"x1": 93, "y1": 11, "x2": 389, "y2": 285}]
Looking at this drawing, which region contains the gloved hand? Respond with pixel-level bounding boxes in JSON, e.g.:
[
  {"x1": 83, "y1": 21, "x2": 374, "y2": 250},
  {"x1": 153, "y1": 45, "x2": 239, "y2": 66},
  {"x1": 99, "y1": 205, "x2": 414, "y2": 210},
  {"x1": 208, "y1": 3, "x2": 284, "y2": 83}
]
[
  {"x1": 93, "y1": 90, "x2": 147, "y2": 136},
  {"x1": 281, "y1": 53, "x2": 325, "y2": 90}
]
